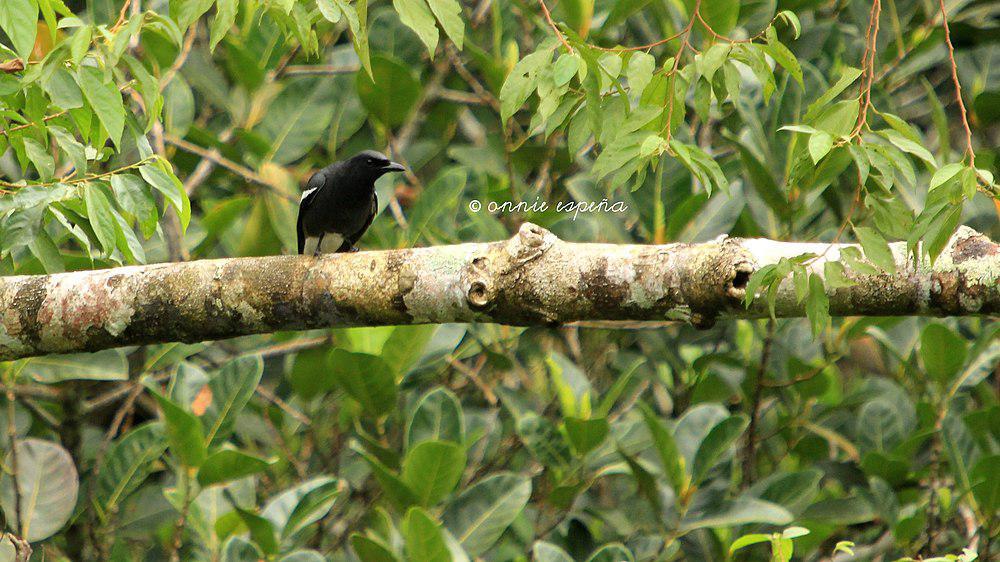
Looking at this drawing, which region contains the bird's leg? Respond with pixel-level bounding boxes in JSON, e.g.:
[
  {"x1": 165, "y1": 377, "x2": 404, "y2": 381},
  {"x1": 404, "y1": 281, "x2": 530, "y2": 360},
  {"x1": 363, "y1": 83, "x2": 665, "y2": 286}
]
[
  {"x1": 349, "y1": 246, "x2": 359, "y2": 253},
  {"x1": 313, "y1": 234, "x2": 325, "y2": 257}
]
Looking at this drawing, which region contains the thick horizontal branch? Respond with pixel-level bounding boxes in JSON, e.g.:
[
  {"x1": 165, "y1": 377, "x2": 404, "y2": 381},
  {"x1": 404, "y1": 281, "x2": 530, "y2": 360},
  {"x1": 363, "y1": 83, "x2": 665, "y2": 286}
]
[{"x1": 0, "y1": 223, "x2": 997, "y2": 360}]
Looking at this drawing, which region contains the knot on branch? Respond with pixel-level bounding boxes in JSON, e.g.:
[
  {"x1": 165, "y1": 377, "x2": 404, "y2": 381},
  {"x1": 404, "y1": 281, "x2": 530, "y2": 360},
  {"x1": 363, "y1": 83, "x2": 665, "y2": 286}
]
[{"x1": 682, "y1": 236, "x2": 756, "y2": 328}]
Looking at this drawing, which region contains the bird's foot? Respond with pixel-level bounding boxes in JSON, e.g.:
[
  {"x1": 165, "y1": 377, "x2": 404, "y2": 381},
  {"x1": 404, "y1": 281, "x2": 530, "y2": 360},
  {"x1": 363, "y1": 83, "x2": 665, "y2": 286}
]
[{"x1": 349, "y1": 246, "x2": 360, "y2": 253}]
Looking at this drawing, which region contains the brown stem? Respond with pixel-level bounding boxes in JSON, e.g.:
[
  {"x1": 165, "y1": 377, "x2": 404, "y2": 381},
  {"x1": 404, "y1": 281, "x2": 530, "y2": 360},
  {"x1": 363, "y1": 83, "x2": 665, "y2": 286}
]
[{"x1": 742, "y1": 318, "x2": 775, "y2": 487}]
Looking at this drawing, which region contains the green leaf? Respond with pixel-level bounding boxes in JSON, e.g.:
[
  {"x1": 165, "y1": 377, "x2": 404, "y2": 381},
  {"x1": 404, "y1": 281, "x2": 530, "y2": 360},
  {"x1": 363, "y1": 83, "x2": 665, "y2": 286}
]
[
  {"x1": 729, "y1": 533, "x2": 773, "y2": 554},
  {"x1": 75, "y1": 65, "x2": 126, "y2": 147},
  {"x1": 804, "y1": 67, "x2": 863, "y2": 121},
  {"x1": 356, "y1": 55, "x2": 422, "y2": 127},
  {"x1": 23, "y1": 138, "x2": 55, "y2": 181},
  {"x1": 351, "y1": 534, "x2": 401, "y2": 562},
  {"x1": 920, "y1": 323, "x2": 967, "y2": 385},
  {"x1": 232, "y1": 505, "x2": 279, "y2": 555},
  {"x1": 626, "y1": 51, "x2": 655, "y2": 97},
  {"x1": 0, "y1": 439, "x2": 79, "y2": 541},
  {"x1": 692, "y1": 414, "x2": 748, "y2": 484},
  {"x1": 442, "y1": 473, "x2": 531, "y2": 556},
  {"x1": 762, "y1": 28, "x2": 802, "y2": 86},
  {"x1": 404, "y1": 507, "x2": 452, "y2": 562},
  {"x1": 49, "y1": 126, "x2": 87, "y2": 177},
  {"x1": 563, "y1": 416, "x2": 609, "y2": 455},
  {"x1": 356, "y1": 446, "x2": 420, "y2": 510},
  {"x1": 427, "y1": 0, "x2": 464, "y2": 49},
  {"x1": 681, "y1": 494, "x2": 793, "y2": 531},
  {"x1": 0, "y1": 0, "x2": 38, "y2": 60},
  {"x1": 930, "y1": 163, "x2": 965, "y2": 190},
  {"x1": 221, "y1": 536, "x2": 264, "y2": 561},
  {"x1": 318, "y1": 0, "x2": 342, "y2": 22},
  {"x1": 84, "y1": 184, "x2": 118, "y2": 256},
  {"x1": 258, "y1": 76, "x2": 339, "y2": 164},
  {"x1": 808, "y1": 131, "x2": 833, "y2": 164},
  {"x1": 881, "y1": 130, "x2": 936, "y2": 166},
  {"x1": 639, "y1": 403, "x2": 688, "y2": 492},
  {"x1": 111, "y1": 173, "x2": 158, "y2": 238},
  {"x1": 684, "y1": 0, "x2": 738, "y2": 37},
  {"x1": 330, "y1": 349, "x2": 398, "y2": 416},
  {"x1": 402, "y1": 440, "x2": 466, "y2": 506},
  {"x1": 533, "y1": 541, "x2": 574, "y2": 562},
  {"x1": 806, "y1": 274, "x2": 830, "y2": 336},
  {"x1": 140, "y1": 161, "x2": 190, "y2": 230},
  {"x1": 198, "y1": 448, "x2": 274, "y2": 487},
  {"x1": 393, "y1": 0, "x2": 438, "y2": 55},
  {"x1": 586, "y1": 544, "x2": 634, "y2": 562},
  {"x1": 151, "y1": 389, "x2": 207, "y2": 467},
  {"x1": 203, "y1": 356, "x2": 264, "y2": 445},
  {"x1": 211, "y1": 0, "x2": 239, "y2": 51},
  {"x1": 854, "y1": 226, "x2": 896, "y2": 274},
  {"x1": 96, "y1": 422, "x2": 168, "y2": 512},
  {"x1": 407, "y1": 387, "x2": 465, "y2": 448},
  {"x1": 283, "y1": 479, "x2": 342, "y2": 538},
  {"x1": 23, "y1": 349, "x2": 128, "y2": 383},
  {"x1": 335, "y1": 0, "x2": 371, "y2": 78}
]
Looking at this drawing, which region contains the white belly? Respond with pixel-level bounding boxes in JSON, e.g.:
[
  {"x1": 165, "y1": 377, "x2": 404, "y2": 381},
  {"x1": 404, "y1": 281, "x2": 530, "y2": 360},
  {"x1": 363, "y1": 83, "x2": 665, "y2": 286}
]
[{"x1": 303, "y1": 233, "x2": 346, "y2": 255}]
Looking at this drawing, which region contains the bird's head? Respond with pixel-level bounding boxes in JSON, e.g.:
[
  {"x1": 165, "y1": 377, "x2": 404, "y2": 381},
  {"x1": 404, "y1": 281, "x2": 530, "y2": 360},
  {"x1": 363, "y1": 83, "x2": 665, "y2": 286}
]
[{"x1": 346, "y1": 150, "x2": 407, "y2": 182}]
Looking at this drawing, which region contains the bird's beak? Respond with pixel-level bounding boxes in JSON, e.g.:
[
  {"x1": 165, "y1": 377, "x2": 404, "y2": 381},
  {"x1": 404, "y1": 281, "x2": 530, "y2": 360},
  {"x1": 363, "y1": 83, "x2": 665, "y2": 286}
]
[{"x1": 383, "y1": 161, "x2": 406, "y2": 173}]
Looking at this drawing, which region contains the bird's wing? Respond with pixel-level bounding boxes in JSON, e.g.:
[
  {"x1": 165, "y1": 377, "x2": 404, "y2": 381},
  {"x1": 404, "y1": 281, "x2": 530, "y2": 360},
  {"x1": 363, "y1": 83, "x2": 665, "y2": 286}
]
[
  {"x1": 346, "y1": 191, "x2": 378, "y2": 247},
  {"x1": 297, "y1": 172, "x2": 326, "y2": 254}
]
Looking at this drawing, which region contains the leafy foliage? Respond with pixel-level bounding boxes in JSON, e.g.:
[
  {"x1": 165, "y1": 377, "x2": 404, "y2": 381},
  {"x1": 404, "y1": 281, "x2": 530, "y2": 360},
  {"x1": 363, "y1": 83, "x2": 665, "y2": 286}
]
[{"x1": 0, "y1": 0, "x2": 998, "y2": 560}]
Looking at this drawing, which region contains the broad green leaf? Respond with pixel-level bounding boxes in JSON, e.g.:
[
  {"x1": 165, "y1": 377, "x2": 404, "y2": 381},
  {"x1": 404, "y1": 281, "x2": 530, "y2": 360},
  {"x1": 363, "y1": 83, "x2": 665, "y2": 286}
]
[
  {"x1": 626, "y1": 51, "x2": 655, "y2": 97},
  {"x1": 356, "y1": 55, "x2": 422, "y2": 127},
  {"x1": 684, "y1": 0, "x2": 738, "y2": 36},
  {"x1": 23, "y1": 138, "x2": 55, "y2": 181},
  {"x1": 84, "y1": 184, "x2": 118, "y2": 256},
  {"x1": 111, "y1": 173, "x2": 158, "y2": 238},
  {"x1": 920, "y1": 323, "x2": 967, "y2": 385},
  {"x1": 586, "y1": 544, "x2": 634, "y2": 562},
  {"x1": 639, "y1": 403, "x2": 688, "y2": 492},
  {"x1": 533, "y1": 541, "x2": 574, "y2": 562},
  {"x1": 75, "y1": 65, "x2": 126, "y2": 147},
  {"x1": 427, "y1": 0, "x2": 464, "y2": 49},
  {"x1": 211, "y1": 0, "x2": 239, "y2": 51},
  {"x1": 221, "y1": 536, "x2": 264, "y2": 562},
  {"x1": 23, "y1": 349, "x2": 128, "y2": 383},
  {"x1": 335, "y1": 0, "x2": 372, "y2": 78},
  {"x1": 854, "y1": 226, "x2": 896, "y2": 274},
  {"x1": 881, "y1": 130, "x2": 936, "y2": 165},
  {"x1": 808, "y1": 131, "x2": 833, "y2": 164},
  {"x1": 402, "y1": 440, "x2": 466, "y2": 506},
  {"x1": 563, "y1": 416, "x2": 609, "y2": 455},
  {"x1": 198, "y1": 448, "x2": 274, "y2": 487},
  {"x1": 151, "y1": 389, "x2": 207, "y2": 467},
  {"x1": 804, "y1": 67, "x2": 862, "y2": 121},
  {"x1": 681, "y1": 494, "x2": 793, "y2": 531},
  {"x1": 691, "y1": 414, "x2": 749, "y2": 484},
  {"x1": 232, "y1": 505, "x2": 279, "y2": 555},
  {"x1": 49, "y1": 126, "x2": 87, "y2": 177},
  {"x1": 356, "y1": 446, "x2": 420, "y2": 510},
  {"x1": 729, "y1": 533, "x2": 772, "y2": 553},
  {"x1": 442, "y1": 473, "x2": 531, "y2": 556},
  {"x1": 407, "y1": 387, "x2": 465, "y2": 448},
  {"x1": 261, "y1": 476, "x2": 340, "y2": 538},
  {"x1": 762, "y1": 28, "x2": 802, "y2": 86},
  {"x1": 330, "y1": 349, "x2": 398, "y2": 416},
  {"x1": 930, "y1": 163, "x2": 965, "y2": 190},
  {"x1": 283, "y1": 479, "x2": 342, "y2": 538},
  {"x1": 318, "y1": 0, "x2": 342, "y2": 22},
  {"x1": 404, "y1": 507, "x2": 452, "y2": 562},
  {"x1": 0, "y1": 439, "x2": 79, "y2": 541},
  {"x1": 0, "y1": 0, "x2": 38, "y2": 60},
  {"x1": 203, "y1": 356, "x2": 264, "y2": 445},
  {"x1": 393, "y1": 0, "x2": 438, "y2": 55},
  {"x1": 96, "y1": 422, "x2": 167, "y2": 512},
  {"x1": 140, "y1": 161, "x2": 190, "y2": 230},
  {"x1": 258, "y1": 77, "x2": 339, "y2": 164},
  {"x1": 351, "y1": 534, "x2": 401, "y2": 562}
]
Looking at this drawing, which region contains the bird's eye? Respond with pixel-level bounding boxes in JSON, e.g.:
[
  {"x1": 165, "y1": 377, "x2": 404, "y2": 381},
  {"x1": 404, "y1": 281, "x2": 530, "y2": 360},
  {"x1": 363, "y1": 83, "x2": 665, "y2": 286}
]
[{"x1": 367, "y1": 158, "x2": 376, "y2": 165}]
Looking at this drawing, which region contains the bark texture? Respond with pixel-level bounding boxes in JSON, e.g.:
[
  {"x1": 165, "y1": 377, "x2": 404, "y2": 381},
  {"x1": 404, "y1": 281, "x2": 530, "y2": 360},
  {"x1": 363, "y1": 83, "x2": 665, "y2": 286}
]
[{"x1": 0, "y1": 223, "x2": 997, "y2": 360}]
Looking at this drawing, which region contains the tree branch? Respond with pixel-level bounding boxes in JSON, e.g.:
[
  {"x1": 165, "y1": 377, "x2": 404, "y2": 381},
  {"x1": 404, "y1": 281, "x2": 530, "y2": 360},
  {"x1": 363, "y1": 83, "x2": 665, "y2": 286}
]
[{"x1": 0, "y1": 224, "x2": 997, "y2": 360}]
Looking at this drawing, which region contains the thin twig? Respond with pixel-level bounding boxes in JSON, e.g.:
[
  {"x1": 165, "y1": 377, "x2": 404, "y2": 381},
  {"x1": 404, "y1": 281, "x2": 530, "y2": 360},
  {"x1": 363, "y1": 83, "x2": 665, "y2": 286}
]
[
  {"x1": 742, "y1": 318, "x2": 775, "y2": 487},
  {"x1": 936, "y1": 0, "x2": 975, "y2": 167}
]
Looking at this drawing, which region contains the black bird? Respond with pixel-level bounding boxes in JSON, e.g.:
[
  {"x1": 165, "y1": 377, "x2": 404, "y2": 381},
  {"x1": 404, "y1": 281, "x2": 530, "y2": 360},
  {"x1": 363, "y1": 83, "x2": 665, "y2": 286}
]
[{"x1": 296, "y1": 150, "x2": 406, "y2": 255}]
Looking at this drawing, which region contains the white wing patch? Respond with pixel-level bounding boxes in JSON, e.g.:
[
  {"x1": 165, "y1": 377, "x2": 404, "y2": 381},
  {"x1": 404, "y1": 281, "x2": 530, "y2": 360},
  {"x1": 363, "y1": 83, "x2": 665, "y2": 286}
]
[
  {"x1": 302, "y1": 233, "x2": 346, "y2": 256},
  {"x1": 300, "y1": 187, "x2": 318, "y2": 202}
]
